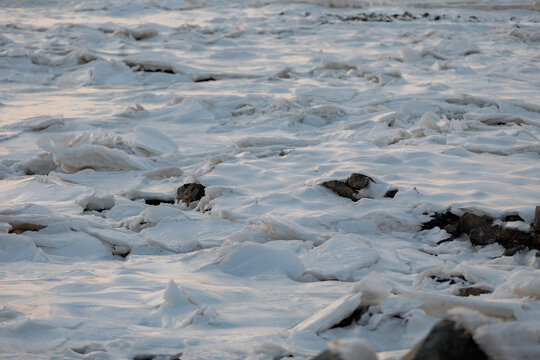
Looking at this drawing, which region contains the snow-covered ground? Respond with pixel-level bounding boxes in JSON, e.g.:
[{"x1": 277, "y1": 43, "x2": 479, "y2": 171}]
[{"x1": 1, "y1": 0, "x2": 539, "y2": 359}]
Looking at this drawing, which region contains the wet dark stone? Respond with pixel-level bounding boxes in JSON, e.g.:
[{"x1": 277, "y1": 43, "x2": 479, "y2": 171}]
[
  {"x1": 402, "y1": 319, "x2": 488, "y2": 360},
  {"x1": 384, "y1": 189, "x2": 398, "y2": 198},
  {"x1": 503, "y1": 245, "x2": 529, "y2": 256},
  {"x1": 176, "y1": 183, "x2": 206, "y2": 204},
  {"x1": 8, "y1": 223, "x2": 47, "y2": 234},
  {"x1": 421, "y1": 210, "x2": 460, "y2": 234},
  {"x1": 496, "y1": 226, "x2": 538, "y2": 250},
  {"x1": 330, "y1": 305, "x2": 370, "y2": 329},
  {"x1": 322, "y1": 180, "x2": 357, "y2": 201},
  {"x1": 457, "y1": 286, "x2": 492, "y2": 297},
  {"x1": 459, "y1": 213, "x2": 494, "y2": 236},
  {"x1": 346, "y1": 173, "x2": 373, "y2": 190},
  {"x1": 434, "y1": 15, "x2": 441, "y2": 21},
  {"x1": 469, "y1": 225, "x2": 498, "y2": 246}
]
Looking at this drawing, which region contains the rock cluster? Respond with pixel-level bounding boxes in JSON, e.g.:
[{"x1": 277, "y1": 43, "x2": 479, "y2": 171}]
[
  {"x1": 423, "y1": 208, "x2": 540, "y2": 253},
  {"x1": 321, "y1": 173, "x2": 397, "y2": 201}
]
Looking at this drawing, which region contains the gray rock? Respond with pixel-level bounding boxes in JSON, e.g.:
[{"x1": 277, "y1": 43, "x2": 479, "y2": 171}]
[
  {"x1": 402, "y1": 319, "x2": 488, "y2": 360},
  {"x1": 346, "y1": 173, "x2": 373, "y2": 190},
  {"x1": 458, "y1": 213, "x2": 494, "y2": 235},
  {"x1": 176, "y1": 183, "x2": 206, "y2": 204},
  {"x1": 384, "y1": 189, "x2": 398, "y2": 198},
  {"x1": 469, "y1": 226, "x2": 498, "y2": 246},
  {"x1": 322, "y1": 180, "x2": 357, "y2": 201},
  {"x1": 496, "y1": 226, "x2": 538, "y2": 251}
]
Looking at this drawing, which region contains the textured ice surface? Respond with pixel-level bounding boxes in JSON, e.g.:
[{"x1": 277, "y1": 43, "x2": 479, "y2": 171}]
[{"x1": 0, "y1": 0, "x2": 539, "y2": 359}]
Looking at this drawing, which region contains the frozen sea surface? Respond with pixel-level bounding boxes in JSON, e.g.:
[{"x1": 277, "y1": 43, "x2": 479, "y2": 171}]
[{"x1": 0, "y1": 0, "x2": 539, "y2": 359}]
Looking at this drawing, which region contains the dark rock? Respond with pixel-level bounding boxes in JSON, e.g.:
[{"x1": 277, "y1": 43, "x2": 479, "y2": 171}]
[
  {"x1": 384, "y1": 189, "x2": 398, "y2": 198},
  {"x1": 457, "y1": 286, "x2": 492, "y2": 297},
  {"x1": 330, "y1": 305, "x2": 370, "y2": 329},
  {"x1": 8, "y1": 223, "x2": 47, "y2": 234},
  {"x1": 458, "y1": 213, "x2": 494, "y2": 235},
  {"x1": 496, "y1": 226, "x2": 538, "y2": 250},
  {"x1": 322, "y1": 180, "x2": 357, "y2": 201},
  {"x1": 312, "y1": 350, "x2": 343, "y2": 360},
  {"x1": 345, "y1": 173, "x2": 373, "y2": 190},
  {"x1": 421, "y1": 210, "x2": 460, "y2": 235},
  {"x1": 176, "y1": 183, "x2": 206, "y2": 204},
  {"x1": 469, "y1": 226, "x2": 498, "y2": 246},
  {"x1": 402, "y1": 319, "x2": 488, "y2": 360},
  {"x1": 504, "y1": 214, "x2": 524, "y2": 222},
  {"x1": 503, "y1": 245, "x2": 529, "y2": 256},
  {"x1": 534, "y1": 206, "x2": 540, "y2": 232}
]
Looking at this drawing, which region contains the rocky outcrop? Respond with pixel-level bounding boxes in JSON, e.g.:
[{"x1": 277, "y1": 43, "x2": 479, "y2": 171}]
[{"x1": 423, "y1": 209, "x2": 540, "y2": 252}]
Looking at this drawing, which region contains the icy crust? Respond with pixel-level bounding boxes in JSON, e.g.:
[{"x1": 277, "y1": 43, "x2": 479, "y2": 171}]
[{"x1": 1, "y1": 0, "x2": 540, "y2": 359}]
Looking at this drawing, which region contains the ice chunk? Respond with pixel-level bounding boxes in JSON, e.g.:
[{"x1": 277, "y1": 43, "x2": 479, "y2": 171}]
[
  {"x1": 289, "y1": 292, "x2": 363, "y2": 335},
  {"x1": 134, "y1": 126, "x2": 178, "y2": 155},
  {"x1": 301, "y1": 235, "x2": 379, "y2": 281},
  {"x1": 0, "y1": 234, "x2": 44, "y2": 262},
  {"x1": 261, "y1": 215, "x2": 326, "y2": 245},
  {"x1": 218, "y1": 242, "x2": 304, "y2": 280}
]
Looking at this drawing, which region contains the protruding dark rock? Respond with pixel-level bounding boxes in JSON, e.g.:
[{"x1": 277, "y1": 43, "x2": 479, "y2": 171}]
[
  {"x1": 8, "y1": 223, "x2": 47, "y2": 234},
  {"x1": 402, "y1": 319, "x2": 488, "y2": 360},
  {"x1": 469, "y1": 226, "x2": 498, "y2": 246},
  {"x1": 345, "y1": 173, "x2": 373, "y2": 190},
  {"x1": 458, "y1": 213, "x2": 494, "y2": 235},
  {"x1": 421, "y1": 210, "x2": 460, "y2": 234},
  {"x1": 384, "y1": 189, "x2": 398, "y2": 198},
  {"x1": 176, "y1": 183, "x2": 206, "y2": 204},
  {"x1": 321, "y1": 180, "x2": 357, "y2": 201},
  {"x1": 534, "y1": 206, "x2": 540, "y2": 232},
  {"x1": 503, "y1": 245, "x2": 529, "y2": 256},
  {"x1": 496, "y1": 226, "x2": 537, "y2": 250},
  {"x1": 457, "y1": 286, "x2": 492, "y2": 297}
]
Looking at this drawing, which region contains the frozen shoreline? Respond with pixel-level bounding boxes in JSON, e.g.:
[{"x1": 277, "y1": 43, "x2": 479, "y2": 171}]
[{"x1": 1, "y1": 1, "x2": 539, "y2": 359}]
